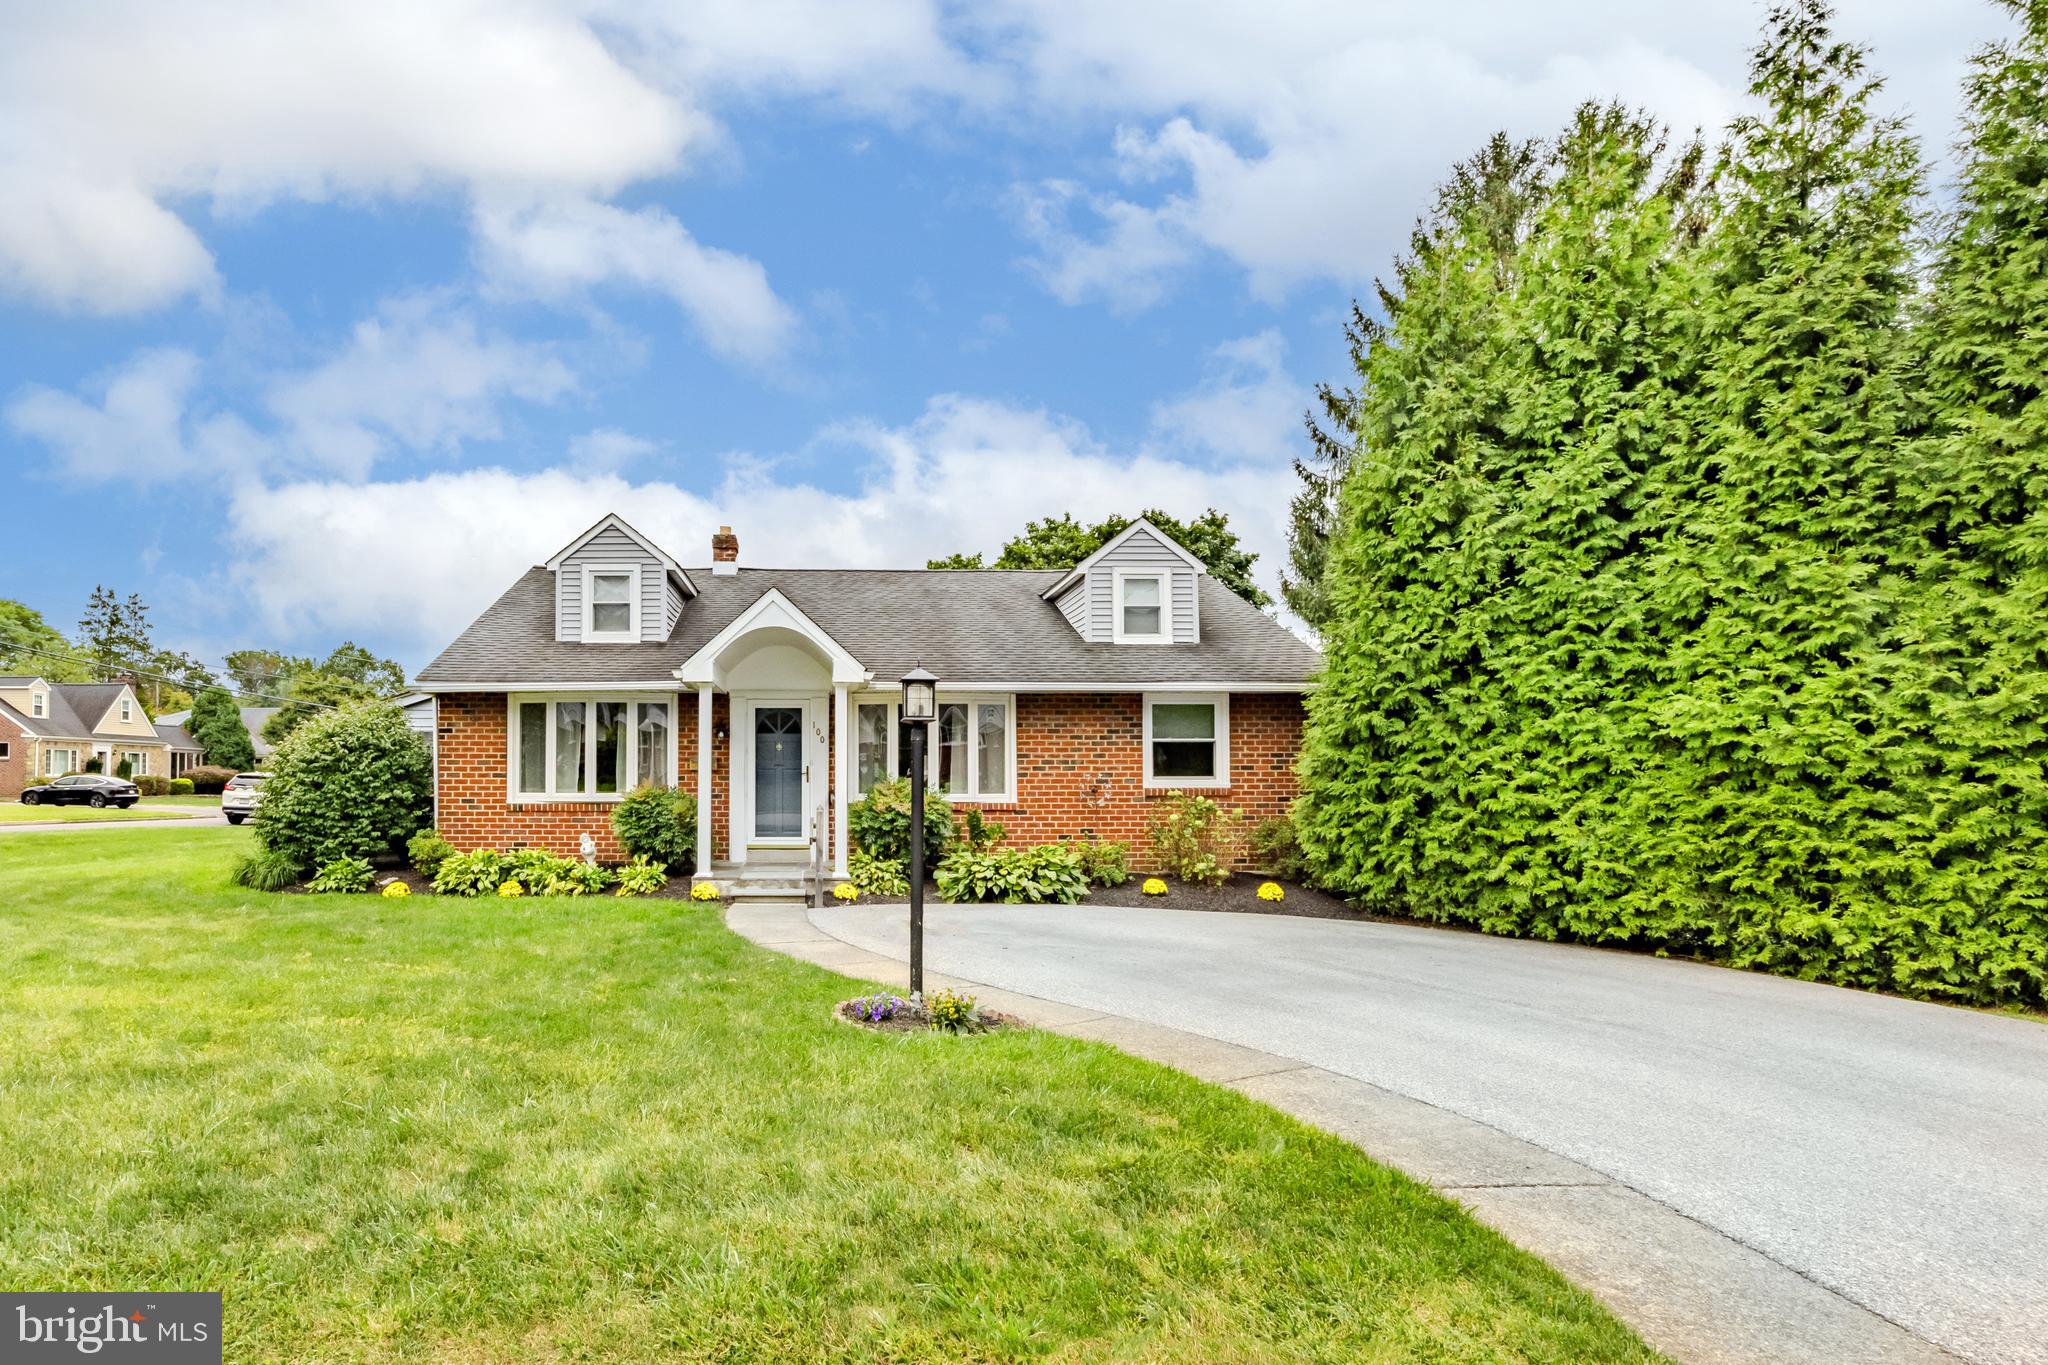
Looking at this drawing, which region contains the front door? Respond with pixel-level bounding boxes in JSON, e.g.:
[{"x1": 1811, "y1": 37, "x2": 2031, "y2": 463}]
[{"x1": 753, "y1": 706, "x2": 805, "y2": 840}]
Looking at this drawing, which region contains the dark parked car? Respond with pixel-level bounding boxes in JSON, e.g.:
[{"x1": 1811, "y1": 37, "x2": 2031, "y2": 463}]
[{"x1": 21, "y1": 774, "x2": 141, "y2": 808}]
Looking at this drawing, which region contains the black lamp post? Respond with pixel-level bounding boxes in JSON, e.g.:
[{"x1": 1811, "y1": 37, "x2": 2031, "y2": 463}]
[{"x1": 900, "y1": 665, "x2": 938, "y2": 997}]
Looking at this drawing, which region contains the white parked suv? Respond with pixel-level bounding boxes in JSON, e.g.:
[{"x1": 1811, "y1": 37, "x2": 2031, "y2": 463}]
[{"x1": 221, "y1": 771, "x2": 268, "y2": 825}]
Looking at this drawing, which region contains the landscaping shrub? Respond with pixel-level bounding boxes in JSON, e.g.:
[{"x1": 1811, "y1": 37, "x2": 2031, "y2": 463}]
[
  {"x1": 307, "y1": 855, "x2": 376, "y2": 894},
  {"x1": 25, "y1": 775, "x2": 53, "y2": 788},
  {"x1": 134, "y1": 775, "x2": 170, "y2": 796},
  {"x1": 610, "y1": 785, "x2": 697, "y2": 871},
  {"x1": 537, "y1": 860, "x2": 616, "y2": 897},
  {"x1": 434, "y1": 849, "x2": 507, "y2": 897},
  {"x1": 168, "y1": 778, "x2": 193, "y2": 796},
  {"x1": 1148, "y1": 793, "x2": 1242, "y2": 887},
  {"x1": 935, "y1": 843, "x2": 1089, "y2": 904},
  {"x1": 1070, "y1": 838, "x2": 1130, "y2": 888},
  {"x1": 849, "y1": 778, "x2": 953, "y2": 866},
  {"x1": 84, "y1": 756, "x2": 102, "y2": 773},
  {"x1": 1250, "y1": 816, "x2": 1307, "y2": 881},
  {"x1": 848, "y1": 848, "x2": 910, "y2": 898},
  {"x1": 958, "y1": 808, "x2": 1006, "y2": 852},
  {"x1": 184, "y1": 765, "x2": 238, "y2": 795},
  {"x1": 407, "y1": 829, "x2": 455, "y2": 878},
  {"x1": 251, "y1": 702, "x2": 432, "y2": 877},
  {"x1": 114, "y1": 758, "x2": 133, "y2": 780},
  {"x1": 613, "y1": 856, "x2": 668, "y2": 897},
  {"x1": 231, "y1": 849, "x2": 303, "y2": 893}
]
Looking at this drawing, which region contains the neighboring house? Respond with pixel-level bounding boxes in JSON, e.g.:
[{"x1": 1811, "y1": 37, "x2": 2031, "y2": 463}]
[
  {"x1": 153, "y1": 722, "x2": 204, "y2": 778},
  {"x1": 0, "y1": 677, "x2": 180, "y2": 796},
  {"x1": 412, "y1": 515, "x2": 1322, "y2": 881},
  {"x1": 155, "y1": 705, "x2": 282, "y2": 765}
]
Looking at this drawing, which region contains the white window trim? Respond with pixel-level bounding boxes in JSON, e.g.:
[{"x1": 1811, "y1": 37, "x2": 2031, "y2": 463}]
[
  {"x1": 852, "y1": 691, "x2": 1016, "y2": 804},
  {"x1": 119, "y1": 699, "x2": 133, "y2": 722},
  {"x1": 121, "y1": 750, "x2": 148, "y2": 775},
  {"x1": 582, "y1": 564, "x2": 641, "y2": 644},
  {"x1": 32, "y1": 692, "x2": 46, "y2": 719},
  {"x1": 505, "y1": 692, "x2": 675, "y2": 803},
  {"x1": 45, "y1": 747, "x2": 77, "y2": 776},
  {"x1": 1112, "y1": 569, "x2": 1173, "y2": 644},
  {"x1": 1142, "y1": 692, "x2": 1230, "y2": 789}
]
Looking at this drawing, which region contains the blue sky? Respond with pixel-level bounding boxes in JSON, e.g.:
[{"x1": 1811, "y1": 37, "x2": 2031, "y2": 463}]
[{"x1": 0, "y1": 1, "x2": 2006, "y2": 675}]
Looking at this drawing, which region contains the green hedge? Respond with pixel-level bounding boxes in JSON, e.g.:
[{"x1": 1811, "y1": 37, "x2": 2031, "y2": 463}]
[{"x1": 251, "y1": 703, "x2": 432, "y2": 876}]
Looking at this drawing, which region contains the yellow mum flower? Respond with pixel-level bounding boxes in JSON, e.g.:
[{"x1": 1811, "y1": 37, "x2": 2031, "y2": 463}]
[
  {"x1": 1257, "y1": 881, "x2": 1285, "y2": 902},
  {"x1": 381, "y1": 881, "x2": 411, "y2": 898},
  {"x1": 1141, "y1": 877, "x2": 1168, "y2": 896},
  {"x1": 832, "y1": 882, "x2": 859, "y2": 902},
  {"x1": 497, "y1": 880, "x2": 524, "y2": 897},
  {"x1": 690, "y1": 881, "x2": 721, "y2": 902}
]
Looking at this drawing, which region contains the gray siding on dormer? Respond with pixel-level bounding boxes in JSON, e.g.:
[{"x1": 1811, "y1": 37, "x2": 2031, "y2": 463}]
[
  {"x1": 1054, "y1": 581, "x2": 1089, "y2": 636},
  {"x1": 1081, "y1": 526, "x2": 1199, "y2": 643},
  {"x1": 555, "y1": 526, "x2": 675, "y2": 643}
]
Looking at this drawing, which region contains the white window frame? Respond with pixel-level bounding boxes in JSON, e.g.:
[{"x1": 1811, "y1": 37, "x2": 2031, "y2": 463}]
[
  {"x1": 1112, "y1": 569, "x2": 1172, "y2": 644},
  {"x1": 121, "y1": 750, "x2": 148, "y2": 775},
  {"x1": 851, "y1": 691, "x2": 1016, "y2": 804},
  {"x1": 1142, "y1": 692, "x2": 1230, "y2": 789},
  {"x1": 119, "y1": 699, "x2": 133, "y2": 722},
  {"x1": 582, "y1": 564, "x2": 641, "y2": 644},
  {"x1": 31, "y1": 691, "x2": 46, "y2": 719},
  {"x1": 505, "y1": 692, "x2": 675, "y2": 803},
  {"x1": 45, "y1": 747, "x2": 77, "y2": 776}
]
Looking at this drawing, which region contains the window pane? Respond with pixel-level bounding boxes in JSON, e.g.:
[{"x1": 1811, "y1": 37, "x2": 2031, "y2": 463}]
[
  {"x1": 1123, "y1": 576, "x2": 1160, "y2": 606},
  {"x1": 554, "y1": 701, "x2": 586, "y2": 793},
  {"x1": 857, "y1": 703, "x2": 890, "y2": 790},
  {"x1": 976, "y1": 703, "x2": 1007, "y2": 795},
  {"x1": 519, "y1": 703, "x2": 546, "y2": 792},
  {"x1": 1151, "y1": 703, "x2": 1215, "y2": 740},
  {"x1": 594, "y1": 701, "x2": 625, "y2": 793},
  {"x1": 637, "y1": 702, "x2": 670, "y2": 787},
  {"x1": 936, "y1": 703, "x2": 968, "y2": 795},
  {"x1": 1152, "y1": 741, "x2": 1216, "y2": 779},
  {"x1": 592, "y1": 573, "x2": 631, "y2": 633}
]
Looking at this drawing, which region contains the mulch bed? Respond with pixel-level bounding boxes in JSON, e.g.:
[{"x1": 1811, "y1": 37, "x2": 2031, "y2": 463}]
[
  {"x1": 1079, "y1": 874, "x2": 1374, "y2": 920},
  {"x1": 834, "y1": 995, "x2": 1020, "y2": 1034}
]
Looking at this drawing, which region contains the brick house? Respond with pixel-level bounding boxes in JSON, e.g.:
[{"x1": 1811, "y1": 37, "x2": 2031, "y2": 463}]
[
  {"x1": 0, "y1": 677, "x2": 191, "y2": 796},
  {"x1": 412, "y1": 515, "x2": 1321, "y2": 883}
]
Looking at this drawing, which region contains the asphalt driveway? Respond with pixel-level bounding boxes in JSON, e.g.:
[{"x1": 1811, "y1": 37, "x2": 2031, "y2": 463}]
[{"x1": 818, "y1": 902, "x2": 2048, "y2": 1365}]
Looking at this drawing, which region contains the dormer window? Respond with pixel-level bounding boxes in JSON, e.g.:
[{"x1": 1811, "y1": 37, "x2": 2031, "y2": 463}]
[
  {"x1": 32, "y1": 691, "x2": 46, "y2": 718},
  {"x1": 585, "y1": 567, "x2": 638, "y2": 642},
  {"x1": 1114, "y1": 571, "x2": 1169, "y2": 644}
]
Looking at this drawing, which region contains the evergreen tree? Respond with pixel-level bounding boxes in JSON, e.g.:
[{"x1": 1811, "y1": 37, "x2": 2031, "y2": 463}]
[
  {"x1": 1623, "y1": 0, "x2": 1926, "y2": 984},
  {"x1": 76, "y1": 587, "x2": 152, "y2": 682},
  {"x1": 188, "y1": 686, "x2": 256, "y2": 771}
]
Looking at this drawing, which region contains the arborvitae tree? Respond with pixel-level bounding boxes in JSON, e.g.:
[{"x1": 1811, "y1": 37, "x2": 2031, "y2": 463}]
[
  {"x1": 1283, "y1": 134, "x2": 1547, "y2": 630},
  {"x1": 187, "y1": 686, "x2": 256, "y2": 771},
  {"x1": 1896, "y1": 0, "x2": 2048, "y2": 998},
  {"x1": 1296, "y1": 107, "x2": 1703, "y2": 929},
  {"x1": 1617, "y1": 0, "x2": 1927, "y2": 986}
]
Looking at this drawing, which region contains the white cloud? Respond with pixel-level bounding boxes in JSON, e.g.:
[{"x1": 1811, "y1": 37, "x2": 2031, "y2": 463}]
[
  {"x1": 567, "y1": 427, "x2": 661, "y2": 474},
  {"x1": 6, "y1": 349, "x2": 206, "y2": 480},
  {"x1": 221, "y1": 393, "x2": 1294, "y2": 661},
  {"x1": 1149, "y1": 330, "x2": 1309, "y2": 465},
  {"x1": 474, "y1": 198, "x2": 797, "y2": 363}
]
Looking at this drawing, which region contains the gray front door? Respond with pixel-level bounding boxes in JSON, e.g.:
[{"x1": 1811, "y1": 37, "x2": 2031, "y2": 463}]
[{"x1": 753, "y1": 706, "x2": 804, "y2": 839}]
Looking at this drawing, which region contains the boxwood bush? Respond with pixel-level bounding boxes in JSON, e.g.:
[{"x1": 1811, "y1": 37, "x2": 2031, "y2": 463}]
[
  {"x1": 134, "y1": 774, "x2": 170, "y2": 796},
  {"x1": 251, "y1": 702, "x2": 432, "y2": 877},
  {"x1": 168, "y1": 778, "x2": 194, "y2": 796},
  {"x1": 849, "y1": 778, "x2": 953, "y2": 867},
  {"x1": 610, "y1": 785, "x2": 697, "y2": 871},
  {"x1": 935, "y1": 844, "x2": 1089, "y2": 904},
  {"x1": 184, "y1": 765, "x2": 238, "y2": 795}
]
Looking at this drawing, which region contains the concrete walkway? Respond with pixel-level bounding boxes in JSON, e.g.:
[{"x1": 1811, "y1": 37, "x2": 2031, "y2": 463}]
[{"x1": 729, "y1": 900, "x2": 2048, "y2": 1365}]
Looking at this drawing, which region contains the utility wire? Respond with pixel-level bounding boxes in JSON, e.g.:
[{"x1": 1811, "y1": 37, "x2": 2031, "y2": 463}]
[{"x1": 0, "y1": 633, "x2": 336, "y2": 712}]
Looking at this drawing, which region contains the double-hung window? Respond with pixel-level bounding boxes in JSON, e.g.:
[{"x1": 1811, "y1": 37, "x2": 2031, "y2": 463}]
[
  {"x1": 510, "y1": 695, "x2": 672, "y2": 799},
  {"x1": 1114, "y1": 571, "x2": 1170, "y2": 643},
  {"x1": 31, "y1": 692, "x2": 46, "y2": 719},
  {"x1": 1143, "y1": 693, "x2": 1229, "y2": 788},
  {"x1": 853, "y1": 694, "x2": 1013, "y2": 802},
  {"x1": 584, "y1": 567, "x2": 638, "y2": 642},
  {"x1": 122, "y1": 750, "x2": 148, "y2": 775},
  {"x1": 119, "y1": 699, "x2": 133, "y2": 722}
]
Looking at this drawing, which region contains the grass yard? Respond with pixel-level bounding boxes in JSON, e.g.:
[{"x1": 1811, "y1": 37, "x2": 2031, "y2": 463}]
[
  {"x1": 0, "y1": 794, "x2": 215, "y2": 824},
  {"x1": 0, "y1": 829, "x2": 1657, "y2": 1363}
]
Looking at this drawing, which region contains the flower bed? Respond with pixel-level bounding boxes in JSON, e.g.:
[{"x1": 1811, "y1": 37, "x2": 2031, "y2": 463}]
[{"x1": 834, "y1": 990, "x2": 1018, "y2": 1035}]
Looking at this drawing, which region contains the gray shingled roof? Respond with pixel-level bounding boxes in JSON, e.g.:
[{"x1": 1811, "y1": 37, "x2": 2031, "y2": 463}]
[
  {"x1": 154, "y1": 722, "x2": 200, "y2": 750},
  {"x1": 415, "y1": 567, "x2": 1321, "y2": 689}
]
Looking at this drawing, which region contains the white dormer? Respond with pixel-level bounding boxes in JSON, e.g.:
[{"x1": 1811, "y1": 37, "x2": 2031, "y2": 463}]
[
  {"x1": 1041, "y1": 518, "x2": 1204, "y2": 645},
  {"x1": 546, "y1": 514, "x2": 697, "y2": 644},
  {"x1": 0, "y1": 676, "x2": 51, "y2": 725}
]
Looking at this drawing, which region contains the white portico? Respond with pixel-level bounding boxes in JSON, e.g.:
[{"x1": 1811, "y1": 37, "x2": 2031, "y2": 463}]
[{"x1": 673, "y1": 587, "x2": 869, "y2": 884}]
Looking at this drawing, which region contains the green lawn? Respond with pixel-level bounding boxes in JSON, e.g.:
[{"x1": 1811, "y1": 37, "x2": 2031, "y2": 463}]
[
  {"x1": 0, "y1": 794, "x2": 216, "y2": 824},
  {"x1": 0, "y1": 829, "x2": 1656, "y2": 1363}
]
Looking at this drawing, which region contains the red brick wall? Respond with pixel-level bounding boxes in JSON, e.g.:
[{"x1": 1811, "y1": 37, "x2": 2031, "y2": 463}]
[
  {"x1": 982, "y1": 692, "x2": 1302, "y2": 869},
  {"x1": 435, "y1": 689, "x2": 1303, "y2": 871},
  {"x1": 0, "y1": 715, "x2": 27, "y2": 798}
]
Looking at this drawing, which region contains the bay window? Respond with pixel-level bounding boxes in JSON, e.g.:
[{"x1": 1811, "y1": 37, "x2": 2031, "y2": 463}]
[
  {"x1": 853, "y1": 693, "x2": 1013, "y2": 802},
  {"x1": 1143, "y1": 693, "x2": 1229, "y2": 788},
  {"x1": 510, "y1": 694, "x2": 674, "y2": 800}
]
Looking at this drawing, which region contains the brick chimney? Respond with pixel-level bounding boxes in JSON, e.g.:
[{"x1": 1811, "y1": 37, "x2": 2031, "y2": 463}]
[{"x1": 711, "y1": 525, "x2": 739, "y2": 575}]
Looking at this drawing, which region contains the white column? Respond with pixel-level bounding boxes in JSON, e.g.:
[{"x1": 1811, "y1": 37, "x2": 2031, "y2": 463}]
[
  {"x1": 695, "y1": 683, "x2": 714, "y2": 879},
  {"x1": 833, "y1": 683, "x2": 851, "y2": 879}
]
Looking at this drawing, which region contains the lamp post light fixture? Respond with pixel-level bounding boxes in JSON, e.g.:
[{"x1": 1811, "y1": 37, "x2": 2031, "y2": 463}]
[{"x1": 900, "y1": 665, "x2": 938, "y2": 997}]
